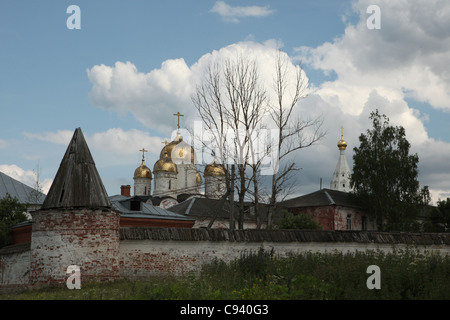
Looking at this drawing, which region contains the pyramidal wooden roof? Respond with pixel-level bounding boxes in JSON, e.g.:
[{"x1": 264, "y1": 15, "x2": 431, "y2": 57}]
[{"x1": 41, "y1": 127, "x2": 111, "y2": 210}]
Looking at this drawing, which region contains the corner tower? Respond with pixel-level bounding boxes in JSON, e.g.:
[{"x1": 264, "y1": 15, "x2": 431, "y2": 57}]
[
  {"x1": 330, "y1": 127, "x2": 353, "y2": 192},
  {"x1": 30, "y1": 128, "x2": 120, "y2": 287}
]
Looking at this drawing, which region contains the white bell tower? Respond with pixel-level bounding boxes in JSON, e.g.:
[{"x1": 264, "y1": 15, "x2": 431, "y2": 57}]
[{"x1": 330, "y1": 127, "x2": 353, "y2": 192}]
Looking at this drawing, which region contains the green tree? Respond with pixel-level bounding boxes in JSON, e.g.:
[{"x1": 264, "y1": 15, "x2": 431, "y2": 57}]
[
  {"x1": 275, "y1": 210, "x2": 321, "y2": 230},
  {"x1": 0, "y1": 194, "x2": 28, "y2": 248},
  {"x1": 427, "y1": 198, "x2": 450, "y2": 232},
  {"x1": 350, "y1": 110, "x2": 427, "y2": 231}
]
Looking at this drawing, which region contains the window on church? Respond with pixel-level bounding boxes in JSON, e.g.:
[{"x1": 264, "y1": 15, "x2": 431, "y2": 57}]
[
  {"x1": 362, "y1": 216, "x2": 367, "y2": 231},
  {"x1": 169, "y1": 180, "x2": 171, "y2": 189},
  {"x1": 347, "y1": 214, "x2": 352, "y2": 230}
]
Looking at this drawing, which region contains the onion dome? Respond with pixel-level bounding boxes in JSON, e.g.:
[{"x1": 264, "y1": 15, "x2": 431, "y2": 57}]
[
  {"x1": 134, "y1": 149, "x2": 152, "y2": 179},
  {"x1": 204, "y1": 162, "x2": 226, "y2": 177},
  {"x1": 160, "y1": 132, "x2": 196, "y2": 164},
  {"x1": 337, "y1": 127, "x2": 348, "y2": 150},
  {"x1": 153, "y1": 151, "x2": 178, "y2": 173}
]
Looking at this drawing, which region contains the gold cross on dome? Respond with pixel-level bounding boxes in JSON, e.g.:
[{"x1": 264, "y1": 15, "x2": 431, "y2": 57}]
[
  {"x1": 340, "y1": 126, "x2": 344, "y2": 139},
  {"x1": 161, "y1": 139, "x2": 169, "y2": 146},
  {"x1": 139, "y1": 148, "x2": 148, "y2": 161},
  {"x1": 173, "y1": 112, "x2": 184, "y2": 129}
]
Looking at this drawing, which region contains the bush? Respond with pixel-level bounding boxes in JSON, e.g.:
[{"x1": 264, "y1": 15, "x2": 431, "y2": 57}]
[{"x1": 274, "y1": 210, "x2": 321, "y2": 230}]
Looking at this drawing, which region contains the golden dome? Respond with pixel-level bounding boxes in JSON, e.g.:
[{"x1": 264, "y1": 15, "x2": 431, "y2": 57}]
[
  {"x1": 196, "y1": 172, "x2": 202, "y2": 184},
  {"x1": 338, "y1": 138, "x2": 347, "y2": 150},
  {"x1": 153, "y1": 152, "x2": 178, "y2": 173},
  {"x1": 160, "y1": 133, "x2": 196, "y2": 164},
  {"x1": 204, "y1": 162, "x2": 226, "y2": 177},
  {"x1": 337, "y1": 126, "x2": 347, "y2": 150},
  {"x1": 134, "y1": 163, "x2": 152, "y2": 179}
]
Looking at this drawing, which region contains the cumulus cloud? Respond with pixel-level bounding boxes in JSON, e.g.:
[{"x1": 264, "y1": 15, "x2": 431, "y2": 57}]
[
  {"x1": 296, "y1": 0, "x2": 450, "y2": 111},
  {"x1": 87, "y1": 41, "x2": 307, "y2": 136},
  {"x1": 23, "y1": 128, "x2": 166, "y2": 161},
  {"x1": 210, "y1": 1, "x2": 275, "y2": 23}
]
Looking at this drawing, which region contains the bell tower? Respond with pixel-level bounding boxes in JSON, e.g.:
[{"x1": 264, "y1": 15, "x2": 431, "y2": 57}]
[{"x1": 330, "y1": 127, "x2": 353, "y2": 192}]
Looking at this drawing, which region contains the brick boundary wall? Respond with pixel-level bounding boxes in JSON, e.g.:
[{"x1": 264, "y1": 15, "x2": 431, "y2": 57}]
[
  {"x1": 2, "y1": 228, "x2": 450, "y2": 291},
  {"x1": 29, "y1": 209, "x2": 120, "y2": 287},
  {"x1": 118, "y1": 228, "x2": 450, "y2": 278}
]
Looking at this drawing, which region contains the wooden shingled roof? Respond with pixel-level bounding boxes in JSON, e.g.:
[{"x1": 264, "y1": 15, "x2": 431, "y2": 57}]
[{"x1": 41, "y1": 128, "x2": 111, "y2": 210}]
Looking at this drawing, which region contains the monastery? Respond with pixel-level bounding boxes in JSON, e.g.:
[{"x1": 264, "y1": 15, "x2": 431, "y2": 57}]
[{"x1": 1, "y1": 119, "x2": 448, "y2": 292}]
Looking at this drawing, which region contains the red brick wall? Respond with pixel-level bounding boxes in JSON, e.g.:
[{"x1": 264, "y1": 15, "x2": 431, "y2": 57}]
[
  {"x1": 289, "y1": 207, "x2": 336, "y2": 230},
  {"x1": 30, "y1": 209, "x2": 120, "y2": 287},
  {"x1": 11, "y1": 224, "x2": 32, "y2": 244}
]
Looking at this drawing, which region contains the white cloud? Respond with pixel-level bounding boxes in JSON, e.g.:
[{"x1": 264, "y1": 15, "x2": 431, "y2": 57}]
[
  {"x1": 88, "y1": 128, "x2": 164, "y2": 157},
  {"x1": 87, "y1": 41, "x2": 307, "y2": 136},
  {"x1": 0, "y1": 164, "x2": 52, "y2": 194},
  {"x1": 23, "y1": 130, "x2": 74, "y2": 145},
  {"x1": 296, "y1": 0, "x2": 450, "y2": 111},
  {"x1": 210, "y1": 1, "x2": 275, "y2": 23},
  {"x1": 23, "y1": 128, "x2": 167, "y2": 164}
]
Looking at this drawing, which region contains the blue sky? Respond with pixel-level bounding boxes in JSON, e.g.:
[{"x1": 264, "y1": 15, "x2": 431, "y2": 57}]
[{"x1": 1, "y1": 0, "x2": 450, "y2": 203}]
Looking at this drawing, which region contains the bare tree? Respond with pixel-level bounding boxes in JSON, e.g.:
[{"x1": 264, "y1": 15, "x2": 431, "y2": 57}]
[
  {"x1": 266, "y1": 54, "x2": 325, "y2": 226},
  {"x1": 192, "y1": 55, "x2": 268, "y2": 229},
  {"x1": 27, "y1": 162, "x2": 45, "y2": 208},
  {"x1": 193, "y1": 52, "x2": 325, "y2": 229}
]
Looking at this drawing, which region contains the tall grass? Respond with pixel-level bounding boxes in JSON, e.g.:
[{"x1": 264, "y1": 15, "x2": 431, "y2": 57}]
[{"x1": 2, "y1": 246, "x2": 449, "y2": 300}]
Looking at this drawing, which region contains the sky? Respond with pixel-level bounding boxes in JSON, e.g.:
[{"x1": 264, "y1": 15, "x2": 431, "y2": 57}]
[{"x1": 1, "y1": 0, "x2": 450, "y2": 204}]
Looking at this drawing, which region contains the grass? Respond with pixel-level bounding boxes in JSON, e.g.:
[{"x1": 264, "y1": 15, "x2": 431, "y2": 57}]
[{"x1": 1, "y1": 246, "x2": 449, "y2": 300}]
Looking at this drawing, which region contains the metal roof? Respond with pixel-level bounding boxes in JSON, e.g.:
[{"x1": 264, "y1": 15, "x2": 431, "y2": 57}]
[
  {"x1": 279, "y1": 188, "x2": 360, "y2": 209},
  {"x1": 110, "y1": 195, "x2": 194, "y2": 221},
  {"x1": 0, "y1": 171, "x2": 45, "y2": 205}
]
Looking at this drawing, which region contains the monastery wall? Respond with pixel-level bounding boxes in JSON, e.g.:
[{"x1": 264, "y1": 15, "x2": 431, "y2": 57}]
[
  {"x1": 29, "y1": 209, "x2": 121, "y2": 287},
  {"x1": 0, "y1": 243, "x2": 30, "y2": 292},
  {"x1": 118, "y1": 228, "x2": 450, "y2": 277},
  {"x1": 2, "y1": 228, "x2": 450, "y2": 292}
]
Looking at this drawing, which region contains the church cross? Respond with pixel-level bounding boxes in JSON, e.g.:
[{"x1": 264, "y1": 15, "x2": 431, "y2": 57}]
[
  {"x1": 139, "y1": 148, "x2": 148, "y2": 161},
  {"x1": 340, "y1": 126, "x2": 344, "y2": 139},
  {"x1": 161, "y1": 139, "x2": 169, "y2": 146},
  {"x1": 173, "y1": 112, "x2": 184, "y2": 129}
]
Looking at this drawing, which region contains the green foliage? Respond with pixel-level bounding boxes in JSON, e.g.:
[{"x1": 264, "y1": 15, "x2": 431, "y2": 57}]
[
  {"x1": 425, "y1": 198, "x2": 450, "y2": 232},
  {"x1": 0, "y1": 193, "x2": 28, "y2": 248},
  {"x1": 3, "y1": 247, "x2": 450, "y2": 300},
  {"x1": 350, "y1": 110, "x2": 427, "y2": 231},
  {"x1": 274, "y1": 210, "x2": 321, "y2": 230}
]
